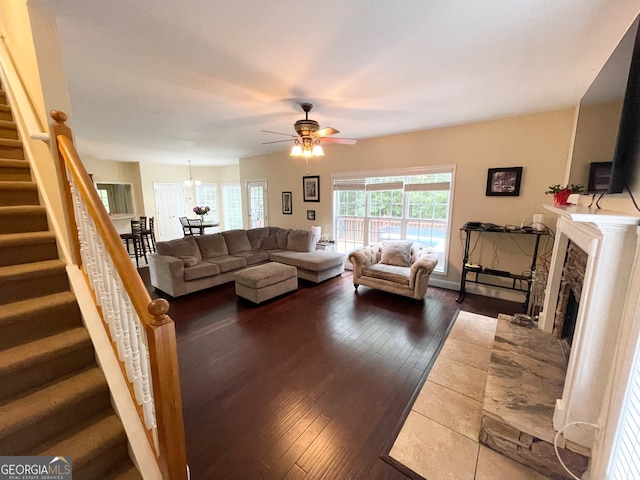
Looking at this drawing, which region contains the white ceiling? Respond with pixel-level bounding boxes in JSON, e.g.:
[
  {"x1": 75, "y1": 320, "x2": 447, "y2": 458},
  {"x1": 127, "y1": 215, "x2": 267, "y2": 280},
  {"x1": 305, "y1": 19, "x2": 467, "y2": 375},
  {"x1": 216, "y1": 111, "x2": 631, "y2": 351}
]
[{"x1": 43, "y1": 0, "x2": 640, "y2": 167}]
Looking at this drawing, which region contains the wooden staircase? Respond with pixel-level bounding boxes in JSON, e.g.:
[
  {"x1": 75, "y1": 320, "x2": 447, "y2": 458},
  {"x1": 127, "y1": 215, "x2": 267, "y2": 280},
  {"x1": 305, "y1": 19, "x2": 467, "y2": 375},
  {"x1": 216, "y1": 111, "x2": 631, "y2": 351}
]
[{"x1": 0, "y1": 88, "x2": 142, "y2": 479}]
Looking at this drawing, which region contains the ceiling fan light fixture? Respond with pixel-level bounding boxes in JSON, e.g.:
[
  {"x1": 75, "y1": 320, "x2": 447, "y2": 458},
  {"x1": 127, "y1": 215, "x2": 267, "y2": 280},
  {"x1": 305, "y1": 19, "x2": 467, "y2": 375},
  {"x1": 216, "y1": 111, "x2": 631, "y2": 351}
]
[
  {"x1": 290, "y1": 143, "x2": 303, "y2": 157},
  {"x1": 311, "y1": 144, "x2": 324, "y2": 156}
]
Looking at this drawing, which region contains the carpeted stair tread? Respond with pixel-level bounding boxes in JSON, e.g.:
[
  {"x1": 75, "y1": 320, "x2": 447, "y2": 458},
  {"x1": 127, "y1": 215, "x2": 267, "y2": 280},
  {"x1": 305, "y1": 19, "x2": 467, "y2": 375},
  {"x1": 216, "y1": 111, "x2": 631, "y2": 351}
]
[
  {"x1": 0, "y1": 205, "x2": 48, "y2": 234},
  {"x1": 37, "y1": 413, "x2": 131, "y2": 480},
  {"x1": 0, "y1": 366, "x2": 109, "y2": 442},
  {"x1": 0, "y1": 291, "x2": 81, "y2": 350},
  {"x1": 0, "y1": 327, "x2": 95, "y2": 402},
  {"x1": 0, "y1": 290, "x2": 78, "y2": 328},
  {"x1": 0, "y1": 231, "x2": 58, "y2": 266},
  {"x1": 0, "y1": 138, "x2": 23, "y2": 148},
  {"x1": 0, "y1": 259, "x2": 65, "y2": 281},
  {"x1": 0, "y1": 104, "x2": 12, "y2": 121},
  {"x1": 0, "y1": 138, "x2": 24, "y2": 159},
  {"x1": 0, "y1": 230, "x2": 56, "y2": 247},
  {"x1": 0, "y1": 158, "x2": 30, "y2": 181},
  {"x1": 0, "y1": 260, "x2": 68, "y2": 302},
  {"x1": 0, "y1": 327, "x2": 91, "y2": 379},
  {"x1": 0, "y1": 181, "x2": 39, "y2": 205},
  {"x1": 0, "y1": 119, "x2": 17, "y2": 129}
]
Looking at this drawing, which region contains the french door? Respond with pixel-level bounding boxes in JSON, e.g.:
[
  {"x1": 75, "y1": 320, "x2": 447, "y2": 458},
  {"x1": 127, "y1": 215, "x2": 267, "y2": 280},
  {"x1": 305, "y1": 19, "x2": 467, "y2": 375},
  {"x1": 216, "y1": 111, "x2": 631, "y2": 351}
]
[
  {"x1": 154, "y1": 183, "x2": 186, "y2": 240},
  {"x1": 246, "y1": 180, "x2": 267, "y2": 229}
]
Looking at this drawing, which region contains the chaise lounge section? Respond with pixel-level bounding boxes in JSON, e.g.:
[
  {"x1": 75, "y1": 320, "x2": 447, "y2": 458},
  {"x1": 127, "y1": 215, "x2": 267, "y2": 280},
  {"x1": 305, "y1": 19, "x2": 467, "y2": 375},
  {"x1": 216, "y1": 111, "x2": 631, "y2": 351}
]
[{"x1": 149, "y1": 227, "x2": 345, "y2": 297}]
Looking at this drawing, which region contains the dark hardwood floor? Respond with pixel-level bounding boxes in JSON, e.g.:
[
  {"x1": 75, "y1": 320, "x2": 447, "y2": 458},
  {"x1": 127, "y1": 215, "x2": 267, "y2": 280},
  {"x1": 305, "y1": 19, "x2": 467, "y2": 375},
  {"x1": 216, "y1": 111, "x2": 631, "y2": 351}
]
[{"x1": 139, "y1": 268, "x2": 521, "y2": 479}]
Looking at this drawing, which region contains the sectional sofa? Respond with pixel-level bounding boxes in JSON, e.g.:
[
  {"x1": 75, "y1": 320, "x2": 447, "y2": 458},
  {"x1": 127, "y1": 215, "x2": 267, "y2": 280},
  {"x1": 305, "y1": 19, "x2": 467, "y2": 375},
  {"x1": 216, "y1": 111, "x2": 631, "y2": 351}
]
[{"x1": 149, "y1": 227, "x2": 346, "y2": 297}]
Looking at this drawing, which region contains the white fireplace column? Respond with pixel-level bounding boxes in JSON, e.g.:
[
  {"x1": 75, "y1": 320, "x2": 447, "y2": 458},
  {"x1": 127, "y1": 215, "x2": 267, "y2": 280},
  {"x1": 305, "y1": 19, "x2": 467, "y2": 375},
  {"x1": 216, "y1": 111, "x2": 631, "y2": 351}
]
[{"x1": 540, "y1": 205, "x2": 640, "y2": 449}]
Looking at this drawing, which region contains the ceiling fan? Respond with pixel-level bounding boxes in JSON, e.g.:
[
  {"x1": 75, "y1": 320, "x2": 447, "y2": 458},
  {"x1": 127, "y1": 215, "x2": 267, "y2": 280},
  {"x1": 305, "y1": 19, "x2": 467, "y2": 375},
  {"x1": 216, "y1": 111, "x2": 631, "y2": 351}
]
[{"x1": 262, "y1": 103, "x2": 357, "y2": 158}]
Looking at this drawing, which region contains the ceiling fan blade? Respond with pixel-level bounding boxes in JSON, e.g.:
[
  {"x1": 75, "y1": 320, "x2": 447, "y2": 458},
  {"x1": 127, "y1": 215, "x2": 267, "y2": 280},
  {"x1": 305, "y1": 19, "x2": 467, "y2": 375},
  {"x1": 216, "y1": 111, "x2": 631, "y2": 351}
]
[
  {"x1": 262, "y1": 139, "x2": 294, "y2": 145},
  {"x1": 313, "y1": 127, "x2": 340, "y2": 137},
  {"x1": 261, "y1": 129, "x2": 296, "y2": 137},
  {"x1": 321, "y1": 137, "x2": 358, "y2": 145}
]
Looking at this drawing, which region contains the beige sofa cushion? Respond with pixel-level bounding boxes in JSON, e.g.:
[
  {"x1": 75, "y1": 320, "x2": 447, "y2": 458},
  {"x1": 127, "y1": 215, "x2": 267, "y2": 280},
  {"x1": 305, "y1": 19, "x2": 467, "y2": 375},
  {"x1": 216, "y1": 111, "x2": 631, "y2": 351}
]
[
  {"x1": 221, "y1": 229, "x2": 252, "y2": 254},
  {"x1": 234, "y1": 262, "x2": 297, "y2": 289},
  {"x1": 246, "y1": 227, "x2": 271, "y2": 249},
  {"x1": 156, "y1": 236, "x2": 202, "y2": 261},
  {"x1": 286, "y1": 229, "x2": 313, "y2": 252},
  {"x1": 184, "y1": 262, "x2": 220, "y2": 281},
  {"x1": 195, "y1": 233, "x2": 229, "y2": 258},
  {"x1": 380, "y1": 240, "x2": 412, "y2": 267},
  {"x1": 363, "y1": 263, "x2": 411, "y2": 286},
  {"x1": 205, "y1": 255, "x2": 247, "y2": 273},
  {"x1": 276, "y1": 230, "x2": 290, "y2": 249},
  {"x1": 232, "y1": 250, "x2": 270, "y2": 265},
  {"x1": 258, "y1": 234, "x2": 279, "y2": 250}
]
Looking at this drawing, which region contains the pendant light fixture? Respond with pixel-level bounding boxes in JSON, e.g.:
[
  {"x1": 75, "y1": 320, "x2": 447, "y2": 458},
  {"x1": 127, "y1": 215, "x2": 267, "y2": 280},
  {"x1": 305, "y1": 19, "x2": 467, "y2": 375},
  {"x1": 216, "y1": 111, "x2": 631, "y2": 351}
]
[{"x1": 184, "y1": 160, "x2": 201, "y2": 186}]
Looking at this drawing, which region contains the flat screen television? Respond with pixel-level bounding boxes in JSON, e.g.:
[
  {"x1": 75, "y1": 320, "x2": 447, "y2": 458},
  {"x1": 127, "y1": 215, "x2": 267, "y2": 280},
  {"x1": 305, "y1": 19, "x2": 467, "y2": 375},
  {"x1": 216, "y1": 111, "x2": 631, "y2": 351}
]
[{"x1": 568, "y1": 15, "x2": 640, "y2": 194}]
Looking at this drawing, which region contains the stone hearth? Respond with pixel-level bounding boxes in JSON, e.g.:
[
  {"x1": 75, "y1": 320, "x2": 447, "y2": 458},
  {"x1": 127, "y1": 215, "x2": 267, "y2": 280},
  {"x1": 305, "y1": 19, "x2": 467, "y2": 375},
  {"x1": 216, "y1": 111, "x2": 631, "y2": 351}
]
[{"x1": 480, "y1": 314, "x2": 589, "y2": 479}]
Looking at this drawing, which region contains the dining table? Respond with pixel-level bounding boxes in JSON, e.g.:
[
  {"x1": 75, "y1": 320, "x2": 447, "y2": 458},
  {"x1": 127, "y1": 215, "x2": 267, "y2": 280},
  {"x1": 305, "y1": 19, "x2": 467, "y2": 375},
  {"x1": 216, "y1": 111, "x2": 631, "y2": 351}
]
[{"x1": 189, "y1": 219, "x2": 220, "y2": 235}]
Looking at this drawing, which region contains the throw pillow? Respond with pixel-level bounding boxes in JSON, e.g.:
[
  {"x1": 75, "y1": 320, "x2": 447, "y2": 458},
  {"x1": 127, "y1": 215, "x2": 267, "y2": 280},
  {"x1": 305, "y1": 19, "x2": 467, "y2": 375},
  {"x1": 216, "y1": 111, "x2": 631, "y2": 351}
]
[
  {"x1": 380, "y1": 240, "x2": 413, "y2": 267},
  {"x1": 287, "y1": 230, "x2": 313, "y2": 252}
]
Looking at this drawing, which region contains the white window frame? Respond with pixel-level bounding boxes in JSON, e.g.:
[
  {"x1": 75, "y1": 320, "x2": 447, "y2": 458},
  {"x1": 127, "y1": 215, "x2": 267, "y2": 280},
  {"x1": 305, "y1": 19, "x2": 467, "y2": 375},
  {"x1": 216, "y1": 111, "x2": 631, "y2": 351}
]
[
  {"x1": 195, "y1": 183, "x2": 219, "y2": 222},
  {"x1": 221, "y1": 182, "x2": 242, "y2": 230},
  {"x1": 332, "y1": 166, "x2": 455, "y2": 275}
]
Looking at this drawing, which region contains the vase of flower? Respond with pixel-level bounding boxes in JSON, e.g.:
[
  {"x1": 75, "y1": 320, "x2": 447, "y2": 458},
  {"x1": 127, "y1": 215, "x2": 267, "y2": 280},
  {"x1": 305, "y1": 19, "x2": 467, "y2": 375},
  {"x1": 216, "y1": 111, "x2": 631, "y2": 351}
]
[{"x1": 193, "y1": 205, "x2": 210, "y2": 220}]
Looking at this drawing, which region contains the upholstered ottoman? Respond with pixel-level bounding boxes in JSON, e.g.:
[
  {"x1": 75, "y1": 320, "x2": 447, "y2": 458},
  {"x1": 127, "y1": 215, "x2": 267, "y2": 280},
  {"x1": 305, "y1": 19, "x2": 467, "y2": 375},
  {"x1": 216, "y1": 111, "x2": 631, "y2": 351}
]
[{"x1": 233, "y1": 262, "x2": 298, "y2": 304}]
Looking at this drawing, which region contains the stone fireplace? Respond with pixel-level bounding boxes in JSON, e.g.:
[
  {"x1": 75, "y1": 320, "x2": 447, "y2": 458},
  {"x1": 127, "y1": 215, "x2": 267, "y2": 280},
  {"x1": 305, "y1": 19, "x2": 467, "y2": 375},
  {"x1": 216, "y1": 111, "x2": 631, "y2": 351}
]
[
  {"x1": 540, "y1": 204, "x2": 640, "y2": 449},
  {"x1": 553, "y1": 241, "x2": 588, "y2": 355}
]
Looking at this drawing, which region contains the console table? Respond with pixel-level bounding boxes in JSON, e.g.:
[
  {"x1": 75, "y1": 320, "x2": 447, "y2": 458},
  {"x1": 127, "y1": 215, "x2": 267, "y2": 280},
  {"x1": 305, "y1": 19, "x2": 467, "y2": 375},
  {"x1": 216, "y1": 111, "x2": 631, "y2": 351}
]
[{"x1": 456, "y1": 222, "x2": 548, "y2": 309}]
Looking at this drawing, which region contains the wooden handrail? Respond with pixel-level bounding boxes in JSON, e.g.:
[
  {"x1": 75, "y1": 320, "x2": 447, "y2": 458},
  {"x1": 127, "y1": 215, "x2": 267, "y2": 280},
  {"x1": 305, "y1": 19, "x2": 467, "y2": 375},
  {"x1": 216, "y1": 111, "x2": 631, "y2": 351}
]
[{"x1": 49, "y1": 111, "x2": 188, "y2": 480}]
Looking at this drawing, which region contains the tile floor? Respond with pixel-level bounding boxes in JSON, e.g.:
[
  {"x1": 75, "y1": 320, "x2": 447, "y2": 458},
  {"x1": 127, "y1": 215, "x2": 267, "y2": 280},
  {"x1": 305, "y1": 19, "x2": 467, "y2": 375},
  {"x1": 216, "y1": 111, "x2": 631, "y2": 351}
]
[{"x1": 389, "y1": 310, "x2": 553, "y2": 480}]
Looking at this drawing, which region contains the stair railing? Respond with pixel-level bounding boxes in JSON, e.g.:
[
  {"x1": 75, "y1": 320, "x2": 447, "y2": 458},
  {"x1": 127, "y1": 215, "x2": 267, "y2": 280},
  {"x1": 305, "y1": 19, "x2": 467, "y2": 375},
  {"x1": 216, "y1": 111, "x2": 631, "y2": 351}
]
[{"x1": 49, "y1": 111, "x2": 188, "y2": 480}]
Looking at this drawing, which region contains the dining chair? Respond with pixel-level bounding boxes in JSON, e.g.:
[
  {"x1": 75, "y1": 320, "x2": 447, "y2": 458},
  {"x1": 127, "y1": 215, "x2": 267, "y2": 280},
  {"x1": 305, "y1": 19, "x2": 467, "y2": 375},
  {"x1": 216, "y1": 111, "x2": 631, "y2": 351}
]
[
  {"x1": 187, "y1": 218, "x2": 204, "y2": 236},
  {"x1": 140, "y1": 215, "x2": 156, "y2": 252},
  {"x1": 179, "y1": 216, "x2": 192, "y2": 236},
  {"x1": 119, "y1": 219, "x2": 147, "y2": 267}
]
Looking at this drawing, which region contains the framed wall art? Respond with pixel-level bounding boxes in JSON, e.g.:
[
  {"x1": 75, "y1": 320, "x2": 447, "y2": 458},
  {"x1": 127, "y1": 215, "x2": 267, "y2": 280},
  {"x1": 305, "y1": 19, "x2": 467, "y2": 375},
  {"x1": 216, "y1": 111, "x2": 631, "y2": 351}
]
[
  {"x1": 486, "y1": 167, "x2": 523, "y2": 196},
  {"x1": 282, "y1": 191, "x2": 292, "y2": 214},
  {"x1": 307, "y1": 210, "x2": 315, "y2": 220},
  {"x1": 303, "y1": 175, "x2": 320, "y2": 202}
]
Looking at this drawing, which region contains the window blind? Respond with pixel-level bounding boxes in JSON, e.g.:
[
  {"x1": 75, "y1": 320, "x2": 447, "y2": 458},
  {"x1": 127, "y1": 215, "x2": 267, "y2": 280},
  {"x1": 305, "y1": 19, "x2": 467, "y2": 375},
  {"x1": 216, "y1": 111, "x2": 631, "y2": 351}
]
[{"x1": 608, "y1": 337, "x2": 640, "y2": 480}]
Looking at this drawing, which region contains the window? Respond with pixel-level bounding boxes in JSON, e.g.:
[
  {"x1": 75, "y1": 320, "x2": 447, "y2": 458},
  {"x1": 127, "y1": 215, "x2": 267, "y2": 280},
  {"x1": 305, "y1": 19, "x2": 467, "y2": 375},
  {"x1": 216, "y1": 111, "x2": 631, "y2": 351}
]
[
  {"x1": 222, "y1": 183, "x2": 242, "y2": 230},
  {"x1": 95, "y1": 183, "x2": 134, "y2": 214},
  {"x1": 333, "y1": 167, "x2": 454, "y2": 274},
  {"x1": 195, "y1": 184, "x2": 218, "y2": 222}
]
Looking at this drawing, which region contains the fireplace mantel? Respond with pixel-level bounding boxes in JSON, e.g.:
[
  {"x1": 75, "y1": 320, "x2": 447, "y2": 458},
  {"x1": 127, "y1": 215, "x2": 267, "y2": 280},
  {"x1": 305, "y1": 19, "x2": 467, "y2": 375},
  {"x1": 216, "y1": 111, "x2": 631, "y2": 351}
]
[{"x1": 540, "y1": 204, "x2": 640, "y2": 448}]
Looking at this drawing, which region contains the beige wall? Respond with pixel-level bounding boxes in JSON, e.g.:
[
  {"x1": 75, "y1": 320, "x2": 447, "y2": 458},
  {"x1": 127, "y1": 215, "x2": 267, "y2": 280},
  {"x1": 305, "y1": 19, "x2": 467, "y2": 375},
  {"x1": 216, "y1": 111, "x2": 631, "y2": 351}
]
[
  {"x1": 240, "y1": 108, "x2": 575, "y2": 287},
  {"x1": 138, "y1": 162, "x2": 240, "y2": 225}
]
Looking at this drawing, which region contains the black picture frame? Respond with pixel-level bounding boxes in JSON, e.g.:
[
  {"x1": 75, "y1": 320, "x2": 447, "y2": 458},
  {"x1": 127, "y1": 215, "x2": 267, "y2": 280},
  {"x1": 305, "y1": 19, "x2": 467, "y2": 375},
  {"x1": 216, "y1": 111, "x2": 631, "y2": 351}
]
[
  {"x1": 282, "y1": 191, "x2": 292, "y2": 214},
  {"x1": 303, "y1": 175, "x2": 320, "y2": 202},
  {"x1": 486, "y1": 167, "x2": 523, "y2": 196},
  {"x1": 307, "y1": 210, "x2": 315, "y2": 220}
]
